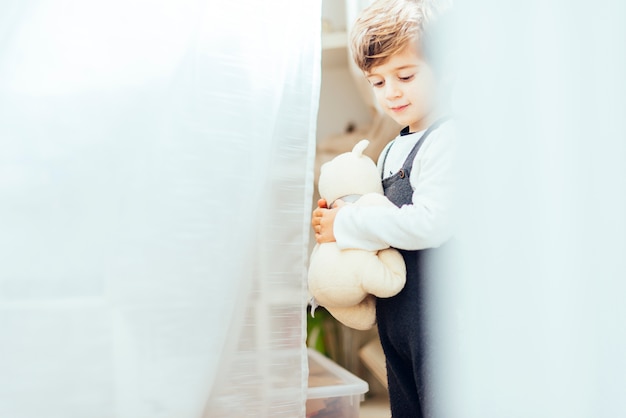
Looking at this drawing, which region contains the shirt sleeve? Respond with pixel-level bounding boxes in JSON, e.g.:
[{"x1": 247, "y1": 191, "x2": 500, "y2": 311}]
[{"x1": 334, "y1": 125, "x2": 456, "y2": 251}]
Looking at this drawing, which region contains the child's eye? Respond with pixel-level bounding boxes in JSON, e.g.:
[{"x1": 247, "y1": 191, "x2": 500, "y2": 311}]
[
  {"x1": 399, "y1": 74, "x2": 415, "y2": 82},
  {"x1": 370, "y1": 80, "x2": 384, "y2": 88}
]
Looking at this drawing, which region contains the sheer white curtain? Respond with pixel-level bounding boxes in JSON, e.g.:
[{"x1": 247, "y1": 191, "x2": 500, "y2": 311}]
[
  {"x1": 0, "y1": 1, "x2": 320, "y2": 417},
  {"x1": 432, "y1": 1, "x2": 626, "y2": 417}
]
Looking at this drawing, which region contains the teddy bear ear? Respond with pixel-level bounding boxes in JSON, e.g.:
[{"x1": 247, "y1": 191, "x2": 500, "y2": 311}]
[{"x1": 352, "y1": 139, "x2": 370, "y2": 157}]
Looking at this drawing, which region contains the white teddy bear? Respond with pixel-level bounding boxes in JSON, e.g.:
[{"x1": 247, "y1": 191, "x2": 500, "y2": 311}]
[{"x1": 308, "y1": 139, "x2": 406, "y2": 330}]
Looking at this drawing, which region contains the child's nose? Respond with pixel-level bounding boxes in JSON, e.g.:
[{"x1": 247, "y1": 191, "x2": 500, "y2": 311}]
[{"x1": 385, "y1": 81, "x2": 402, "y2": 100}]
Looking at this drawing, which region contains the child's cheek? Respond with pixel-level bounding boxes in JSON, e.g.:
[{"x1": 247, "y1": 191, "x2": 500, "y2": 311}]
[{"x1": 373, "y1": 88, "x2": 387, "y2": 108}]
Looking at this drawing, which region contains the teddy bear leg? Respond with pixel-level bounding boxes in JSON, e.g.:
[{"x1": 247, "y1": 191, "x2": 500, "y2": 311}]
[
  {"x1": 362, "y1": 248, "x2": 407, "y2": 298},
  {"x1": 326, "y1": 296, "x2": 377, "y2": 331}
]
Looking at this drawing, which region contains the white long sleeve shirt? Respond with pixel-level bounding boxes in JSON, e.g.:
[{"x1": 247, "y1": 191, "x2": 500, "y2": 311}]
[{"x1": 334, "y1": 120, "x2": 456, "y2": 252}]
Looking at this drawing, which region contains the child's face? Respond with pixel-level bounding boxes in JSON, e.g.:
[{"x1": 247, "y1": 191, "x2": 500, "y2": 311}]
[{"x1": 365, "y1": 45, "x2": 438, "y2": 133}]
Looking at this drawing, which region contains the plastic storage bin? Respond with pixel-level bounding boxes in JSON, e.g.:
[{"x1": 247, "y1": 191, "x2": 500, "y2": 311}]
[{"x1": 307, "y1": 349, "x2": 369, "y2": 418}]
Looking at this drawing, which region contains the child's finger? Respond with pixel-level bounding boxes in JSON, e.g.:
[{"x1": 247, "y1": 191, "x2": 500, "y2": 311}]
[{"x1": 317, "y1": 198, "x2": 328, "y2": 208}]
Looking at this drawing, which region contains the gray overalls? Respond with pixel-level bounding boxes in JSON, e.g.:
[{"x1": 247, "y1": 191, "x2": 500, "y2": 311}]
[{"x1": 378, "y1": 119, "x2": 448, "y2": 418}]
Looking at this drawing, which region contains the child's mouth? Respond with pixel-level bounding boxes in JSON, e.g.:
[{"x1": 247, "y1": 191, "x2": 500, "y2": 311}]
[{"x1": 390, "y1": 104, "x2": 409, "y2": 113}]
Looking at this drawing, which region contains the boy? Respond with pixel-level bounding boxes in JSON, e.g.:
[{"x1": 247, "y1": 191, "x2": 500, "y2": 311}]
[{"x1": 312, "y1": 0, "x2": 455, "y2": 416}]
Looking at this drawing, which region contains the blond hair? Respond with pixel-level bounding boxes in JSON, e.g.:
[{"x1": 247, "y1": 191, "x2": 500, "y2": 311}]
[{"x1": 350, "y1": 0, "x2": 450, "y2": 73}]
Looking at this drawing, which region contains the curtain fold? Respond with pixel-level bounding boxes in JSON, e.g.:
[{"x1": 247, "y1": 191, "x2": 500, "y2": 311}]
[{"x1": 0, "y1": 1, "x2": 320, "y2": 417}]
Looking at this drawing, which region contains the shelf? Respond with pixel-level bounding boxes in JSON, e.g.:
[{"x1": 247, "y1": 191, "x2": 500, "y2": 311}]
[
  {"x1": 322, "y1": 31, "x2": 348, "y2": 51},
  {"x1": 321, "y1": 31, "x2": 349, "y2": 69}
]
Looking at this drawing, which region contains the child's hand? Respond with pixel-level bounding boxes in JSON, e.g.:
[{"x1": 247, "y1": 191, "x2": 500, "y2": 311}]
[{"x1": 311, "y1": 198, "x2": 345, "y2": 244}]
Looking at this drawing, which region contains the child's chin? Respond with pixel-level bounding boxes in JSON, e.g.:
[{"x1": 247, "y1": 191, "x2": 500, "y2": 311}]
[
  {"x1": 390, "y1": 115, "x2": 412, "y2": 128},
  {"x1": 385, "y1": 112, "x2": 405, "y2": 125}
]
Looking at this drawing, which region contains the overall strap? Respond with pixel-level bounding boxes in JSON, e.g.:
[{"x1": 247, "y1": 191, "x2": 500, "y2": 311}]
[{"x1": 381, "y1": 140, "x2": 395, "y2": 180}]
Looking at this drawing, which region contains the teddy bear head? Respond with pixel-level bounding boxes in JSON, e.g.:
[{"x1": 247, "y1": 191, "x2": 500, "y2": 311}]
[{"x1": 318, "y1": 139, "x2": 382, "y2": 206}]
